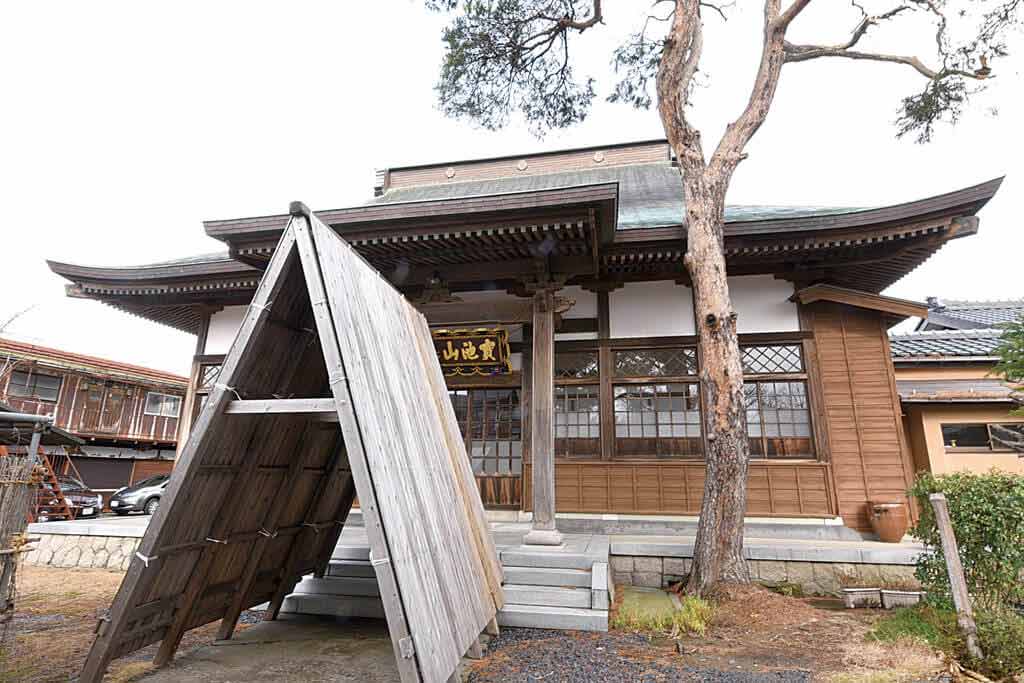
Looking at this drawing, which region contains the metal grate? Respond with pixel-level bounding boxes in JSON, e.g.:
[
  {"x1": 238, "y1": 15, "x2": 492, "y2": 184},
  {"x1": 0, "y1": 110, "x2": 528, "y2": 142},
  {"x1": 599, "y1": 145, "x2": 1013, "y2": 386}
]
[
  {"x1": 613, "y1": 348, "x2": 697, "y2": 378},
  {"x1": 741, "y1": 345, "x2": 803, "y2": 374}
]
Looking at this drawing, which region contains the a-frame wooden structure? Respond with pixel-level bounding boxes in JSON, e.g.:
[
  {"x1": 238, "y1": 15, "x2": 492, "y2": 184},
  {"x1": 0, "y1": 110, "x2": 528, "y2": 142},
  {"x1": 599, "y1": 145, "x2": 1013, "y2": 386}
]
[{"x1": 80, "y1": 204, "x2": 504, "y2": 683}]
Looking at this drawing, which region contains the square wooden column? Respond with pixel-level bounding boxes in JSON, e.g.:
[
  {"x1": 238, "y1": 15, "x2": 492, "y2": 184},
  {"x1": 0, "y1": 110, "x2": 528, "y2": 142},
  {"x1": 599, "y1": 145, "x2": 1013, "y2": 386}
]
[{"x1": 524, "y1": 287, "x2": 563, "y2": 546}]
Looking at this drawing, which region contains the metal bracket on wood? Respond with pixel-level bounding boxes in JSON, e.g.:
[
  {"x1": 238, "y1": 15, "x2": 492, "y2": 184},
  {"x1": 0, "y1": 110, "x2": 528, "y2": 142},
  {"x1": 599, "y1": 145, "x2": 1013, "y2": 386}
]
[{"x1": 398, "y1": 636, "x2": 415, "y2": 659}]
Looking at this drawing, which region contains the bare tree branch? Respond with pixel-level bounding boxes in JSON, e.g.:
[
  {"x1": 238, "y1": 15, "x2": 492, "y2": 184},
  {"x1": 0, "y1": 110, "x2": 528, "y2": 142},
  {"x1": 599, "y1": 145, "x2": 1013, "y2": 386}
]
[{"x1": 656, "y1": 0, "x2": 707, "y2": 170}]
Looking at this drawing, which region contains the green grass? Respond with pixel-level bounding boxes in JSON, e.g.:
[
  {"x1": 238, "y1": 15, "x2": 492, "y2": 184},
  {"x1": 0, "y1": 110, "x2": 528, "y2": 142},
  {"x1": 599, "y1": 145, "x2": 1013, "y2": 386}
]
[
  {"x1": 612, "y1": 594, "x2": 714, "y2": 636},
  {"x1": 867, "y1": 606, "x2": 960, "y2": 652}
]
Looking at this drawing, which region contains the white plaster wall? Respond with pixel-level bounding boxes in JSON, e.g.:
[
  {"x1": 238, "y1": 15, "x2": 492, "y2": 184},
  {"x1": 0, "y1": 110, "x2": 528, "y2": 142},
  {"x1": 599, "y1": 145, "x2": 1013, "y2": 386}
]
[
  {"x1": 560, "y1": 286, "x2": 597, "y2": 320},
  {"x1": 205, "y1": 305, "x2": 247, "y2": 355},
  {"x1": 728, "y1": 275, "x2": 799, "y2": 333},
  {"x1": 609, "y1": 282, "x2": 695, "y2": 338}
]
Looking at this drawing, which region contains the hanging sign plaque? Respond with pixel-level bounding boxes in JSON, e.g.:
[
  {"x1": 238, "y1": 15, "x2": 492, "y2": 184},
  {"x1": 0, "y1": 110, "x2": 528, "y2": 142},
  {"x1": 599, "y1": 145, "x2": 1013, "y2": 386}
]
[{"x1": 432, "y1": 327, "x2": 512, "y2": 377}]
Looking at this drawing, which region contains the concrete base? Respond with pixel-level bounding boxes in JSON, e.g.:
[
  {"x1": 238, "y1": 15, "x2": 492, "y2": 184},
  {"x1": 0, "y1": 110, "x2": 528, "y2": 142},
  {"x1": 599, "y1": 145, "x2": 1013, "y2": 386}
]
[{"x1": 522, "y1": 528, "x2": 564, "y2": 546}]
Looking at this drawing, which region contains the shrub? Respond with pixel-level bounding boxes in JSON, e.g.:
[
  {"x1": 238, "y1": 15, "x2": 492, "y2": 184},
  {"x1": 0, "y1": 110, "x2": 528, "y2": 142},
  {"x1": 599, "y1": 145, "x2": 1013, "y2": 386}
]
[
  {"x1": 970, "y1": 606, "x2": 1024, "y2": 680},
  {"x1": 869, "y1": 605, "x2": 1024, "y2": 679},
  {"x1": 908, "y1": 470, "x2": 1024, "y2": 609}
]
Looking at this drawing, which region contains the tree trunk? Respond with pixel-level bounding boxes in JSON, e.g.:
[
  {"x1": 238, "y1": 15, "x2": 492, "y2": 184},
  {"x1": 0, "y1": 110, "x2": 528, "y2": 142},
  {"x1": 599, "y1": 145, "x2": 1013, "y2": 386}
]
[{"x1": 682, "y1": 172, "x2": 752, "y2": 595}]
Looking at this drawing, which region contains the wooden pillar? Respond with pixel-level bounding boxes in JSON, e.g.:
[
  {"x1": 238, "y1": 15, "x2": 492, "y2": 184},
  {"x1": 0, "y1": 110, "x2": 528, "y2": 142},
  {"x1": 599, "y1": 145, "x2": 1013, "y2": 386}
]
[{"x1": 523, "y1": 288, "x2": 563, "y2": 546}]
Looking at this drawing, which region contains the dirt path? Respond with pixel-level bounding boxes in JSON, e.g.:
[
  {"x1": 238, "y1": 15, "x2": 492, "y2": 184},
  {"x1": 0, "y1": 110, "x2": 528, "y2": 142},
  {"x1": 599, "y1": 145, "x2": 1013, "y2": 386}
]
[{"x1": 1, "y1": 565, "x2": 261, "y2": 683}]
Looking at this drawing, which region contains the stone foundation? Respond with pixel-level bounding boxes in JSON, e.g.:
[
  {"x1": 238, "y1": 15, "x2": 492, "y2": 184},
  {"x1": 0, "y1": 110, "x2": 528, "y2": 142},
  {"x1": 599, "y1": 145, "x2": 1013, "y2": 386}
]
[
  {"x1": 610, "y1": 555, "x2": 918, "y2": 595},
  {"x1": 24, "y1": 533, "x2": 140, "y2": 571}
]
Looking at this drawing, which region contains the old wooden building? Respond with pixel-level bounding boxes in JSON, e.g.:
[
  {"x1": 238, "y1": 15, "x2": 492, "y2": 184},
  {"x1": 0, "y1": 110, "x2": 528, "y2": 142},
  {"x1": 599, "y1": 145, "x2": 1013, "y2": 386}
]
[
  {"x1": 48, "y1": 140, "x2": 1002, "y2": 534},
  {"x1": 0, "y1": 338, "x2": 187, "y2": 495}
]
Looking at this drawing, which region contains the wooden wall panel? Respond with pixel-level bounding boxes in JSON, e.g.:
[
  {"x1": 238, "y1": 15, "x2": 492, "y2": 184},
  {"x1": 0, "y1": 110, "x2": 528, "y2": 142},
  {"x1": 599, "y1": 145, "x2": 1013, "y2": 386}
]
[
  {"x1": 525, "y1": 461, "x2": 834, "y2": 517},
  {"x1": 806, "y1": 302, "x2": 915, "y2": 531}
]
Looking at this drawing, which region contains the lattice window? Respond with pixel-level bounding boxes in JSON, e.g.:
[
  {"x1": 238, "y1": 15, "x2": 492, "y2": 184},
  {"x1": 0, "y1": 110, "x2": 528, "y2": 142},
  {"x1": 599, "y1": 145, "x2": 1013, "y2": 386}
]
[
  {"x1": 449, "y1": 389, "x2": 522, "y2": 475},
  {"x1": 742, "y1": 344, "x2": 804, "y2": 374},
  {"x1": 613, "y1": 383, "x2": 702, "y2": 458},
  {"x1": 198, "y1": 363, "x2": 221, "y2": 391},
  {"x1": 613, "y1": 348, "x2": 697, "y2": 378},
  {"x1": 745, "y1": 381, "x2": 813, "y2": 458},
  {"x1": 555, "y1": 351, "x2": 600, "y2": 380},
  {"x1": 554, "y1": 385, "x2": 601, "y2": 458}
]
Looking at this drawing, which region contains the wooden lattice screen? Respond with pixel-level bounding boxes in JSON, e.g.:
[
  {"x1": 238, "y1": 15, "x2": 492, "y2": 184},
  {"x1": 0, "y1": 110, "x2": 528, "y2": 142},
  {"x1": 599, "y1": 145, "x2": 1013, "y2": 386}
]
[{"x1": 80, "y1": 205, "x2": 503, "y2": 683}]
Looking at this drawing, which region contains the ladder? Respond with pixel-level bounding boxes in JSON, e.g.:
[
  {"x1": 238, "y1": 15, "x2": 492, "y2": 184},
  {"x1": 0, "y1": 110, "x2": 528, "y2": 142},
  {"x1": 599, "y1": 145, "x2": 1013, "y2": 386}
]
[{"x1": 28, "y1": 450, "x2": 75, "y2": 523}]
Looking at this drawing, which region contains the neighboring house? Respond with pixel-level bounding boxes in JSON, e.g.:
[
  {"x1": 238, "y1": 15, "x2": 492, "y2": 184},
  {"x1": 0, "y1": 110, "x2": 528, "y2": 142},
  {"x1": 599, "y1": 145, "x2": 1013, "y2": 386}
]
[
  {"x1": 0, "y1": 338, "x2": 188, "y2": 500},
  {"x1": 892, "y1": 298, "x2": 1024, "y2": 475},
  {"x1": 48, "y1": 139, "x2": 1004, "y2": 534}
]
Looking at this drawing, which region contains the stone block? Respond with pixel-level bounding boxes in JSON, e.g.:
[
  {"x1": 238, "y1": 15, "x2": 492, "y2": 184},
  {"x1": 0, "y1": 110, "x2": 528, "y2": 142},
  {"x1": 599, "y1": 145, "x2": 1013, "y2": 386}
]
[
  {"x1": 663, "y1": 558, "x2": 691, "y2": 576},
  {"x1": 610, "y1": 556, "x2": 633, "y2": 573},
  {"x1": 811, "y1": 563, "x2": 842, "y2": 596},
  {"x1": 633, "y1": 557, "x2": 663, "y2": 574},
  {"x1": 79, "y1": 547, "x2": 96, "y2": 568},
  {"x1": 612, "y1": 571, "x2": 632, "y2": 587},
  {"x1": 631, "y1": 572, "x2": 662, "y2": 588},
  {"x1": 784, "y1": 562, "x2": 816, "y2": 592},
  {"x1": 757, "y1": 560, "x2": 787, "y2": 584}
]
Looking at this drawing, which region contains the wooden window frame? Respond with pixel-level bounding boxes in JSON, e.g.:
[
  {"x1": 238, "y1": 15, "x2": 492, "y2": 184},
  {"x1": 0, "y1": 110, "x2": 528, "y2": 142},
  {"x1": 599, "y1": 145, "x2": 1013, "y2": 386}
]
[
  {"x1": 8, "y1": 368, "x2": 62, "y2": 403},
  {"x1": 941, "y1": 422, "x2": 1024, "y2": 453},
  {"x1": 554, "y1": 350, "x2": 601, "y2": 459},
  {"x1": 144, "y1": 390, "x2": 182, "y2": 418},
  {"x1": 448, "y1": 386, "x2": 524, "y2": 477},
  {"x1": 553, "y1": 333, "x2": 822, "y2": 463}
]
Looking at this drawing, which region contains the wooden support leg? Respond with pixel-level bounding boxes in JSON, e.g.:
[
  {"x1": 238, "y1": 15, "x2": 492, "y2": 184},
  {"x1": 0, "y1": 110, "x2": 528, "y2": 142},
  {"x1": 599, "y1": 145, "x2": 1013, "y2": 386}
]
[
  {"x1": 484, "y1": 616, "x2": 499, "y2": 637},
  {"x1": 465, "y1": 637, "x2": 484, "y2": 660}
]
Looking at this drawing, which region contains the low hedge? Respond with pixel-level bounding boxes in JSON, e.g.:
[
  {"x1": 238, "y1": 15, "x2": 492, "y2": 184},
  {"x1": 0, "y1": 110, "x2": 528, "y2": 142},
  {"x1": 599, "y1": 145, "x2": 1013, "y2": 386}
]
[{"x1": 909, "y1": 470, "x2": 1024, "y2": 609}]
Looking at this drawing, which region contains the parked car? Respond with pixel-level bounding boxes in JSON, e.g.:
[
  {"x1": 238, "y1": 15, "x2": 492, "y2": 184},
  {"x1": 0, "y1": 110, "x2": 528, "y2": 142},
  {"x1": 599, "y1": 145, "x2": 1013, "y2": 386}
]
[
  {"x1": 108, "y1": 474, "x2": 170, "y2": 515},
  {"x1": 35, "y1": 475, "x2": 103, "y2": 521}
]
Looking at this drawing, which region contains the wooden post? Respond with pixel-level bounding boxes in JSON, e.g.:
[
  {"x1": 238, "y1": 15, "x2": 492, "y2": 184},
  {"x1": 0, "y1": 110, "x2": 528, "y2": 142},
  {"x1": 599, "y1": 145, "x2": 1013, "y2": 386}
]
[
  {"x1": 523, "y1": 288, "x2": 562, "y2": 546},
  {"x1": 929, "y1": 493, "x2": 983, "y2": 661}
]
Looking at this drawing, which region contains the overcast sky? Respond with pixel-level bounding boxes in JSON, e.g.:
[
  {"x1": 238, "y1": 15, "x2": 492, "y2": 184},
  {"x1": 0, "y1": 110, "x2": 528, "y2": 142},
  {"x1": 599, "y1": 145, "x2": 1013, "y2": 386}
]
[{"x1": 2, "y1": 2, "x2": 1021, "y2": 376}]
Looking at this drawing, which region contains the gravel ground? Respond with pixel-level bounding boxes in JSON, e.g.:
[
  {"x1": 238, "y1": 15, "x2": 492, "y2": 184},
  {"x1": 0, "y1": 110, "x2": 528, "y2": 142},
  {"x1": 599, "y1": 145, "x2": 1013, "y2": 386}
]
[{"x1": 468, "y1": 628, "x2": 812, "y2": 683}]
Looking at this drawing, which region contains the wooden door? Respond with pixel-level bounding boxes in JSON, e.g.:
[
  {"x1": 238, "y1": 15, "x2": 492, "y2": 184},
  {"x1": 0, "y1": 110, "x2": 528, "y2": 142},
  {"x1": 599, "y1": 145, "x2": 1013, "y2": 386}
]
[{"x1": 448, "y1": 388, "x2": 522, "y2": 508}]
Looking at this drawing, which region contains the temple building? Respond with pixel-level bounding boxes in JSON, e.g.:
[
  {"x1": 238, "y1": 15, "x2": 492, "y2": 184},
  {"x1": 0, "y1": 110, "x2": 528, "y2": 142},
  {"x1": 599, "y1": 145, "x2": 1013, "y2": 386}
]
[{"x1": 48, "y1": 140, "x2": 1004, "y2": 535}]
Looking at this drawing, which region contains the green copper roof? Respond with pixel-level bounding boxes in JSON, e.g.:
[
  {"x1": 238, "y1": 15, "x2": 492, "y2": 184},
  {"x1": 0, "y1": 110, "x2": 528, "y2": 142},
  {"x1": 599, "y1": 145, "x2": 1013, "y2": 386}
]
[{"x1": 372, "y1": 162, "x2": 867, "y2": 230}]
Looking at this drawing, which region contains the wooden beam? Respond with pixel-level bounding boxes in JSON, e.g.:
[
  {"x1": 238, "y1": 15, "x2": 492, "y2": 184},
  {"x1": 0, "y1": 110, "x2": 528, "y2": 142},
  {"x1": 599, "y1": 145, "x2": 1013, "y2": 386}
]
[
  {"x1": 791, "y1": 284, "x2": 927, "y2": 322},
  {"x1": 224, "y1": 398, "x2": 337, "y2": 419}
]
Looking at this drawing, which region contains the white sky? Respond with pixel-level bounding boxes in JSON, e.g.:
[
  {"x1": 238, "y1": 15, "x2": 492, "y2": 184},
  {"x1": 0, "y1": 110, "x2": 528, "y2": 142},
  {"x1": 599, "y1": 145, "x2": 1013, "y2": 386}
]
[{"x1": 1, "y1": 2, "x2": 1021, "y2": 376}]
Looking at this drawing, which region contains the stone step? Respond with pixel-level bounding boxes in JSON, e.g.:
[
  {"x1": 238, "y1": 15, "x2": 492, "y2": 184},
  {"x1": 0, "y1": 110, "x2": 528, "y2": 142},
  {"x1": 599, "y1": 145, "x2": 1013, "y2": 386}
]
[
  {"x1": 292, "y1": 575, "x2": 380, "y2": 598},
  {"x1": 500, "y1": 548, "x2": 592, "y2": 570},
  {"x1": 281, "y1": 593, "x2": 384, "y2": 619},
  {"x1": 502, "y1": 566, "x2": 592, "y2": 588},
  {"x1": 326, "y1": 559, "x2": 377, "y2": 579},
  {"x1": 497, "y1": 604, "x2": 608, "y2": 632},
  {"x1": 503, "y1": 584, "x2": 592, "y2": 609}
]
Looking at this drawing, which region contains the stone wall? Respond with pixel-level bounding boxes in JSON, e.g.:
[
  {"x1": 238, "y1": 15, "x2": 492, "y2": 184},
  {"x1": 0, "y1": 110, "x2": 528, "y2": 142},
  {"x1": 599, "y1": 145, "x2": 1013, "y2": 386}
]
[
  {"x1": 24, "y1": 533, "x2": 140, "y2": 571},
  {"x1": 610, "y1": 555, "x2": 918, "y2": 596}
]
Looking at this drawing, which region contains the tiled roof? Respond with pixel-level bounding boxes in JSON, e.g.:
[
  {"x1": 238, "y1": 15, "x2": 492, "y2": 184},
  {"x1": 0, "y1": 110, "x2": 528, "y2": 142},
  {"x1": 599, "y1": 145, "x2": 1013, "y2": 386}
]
[
  {"x1": 920, "y1": 298, "x2": 1024, "y2": 330},
  {"x1": 889, "y1": 328, "x2": 1004, "y2": 360},
  {"x1": 0, "y1": 338, "x2": 188, "y2": 387},
  {"x1": 372, "y1": 162, "x2": 865, "y2": 231},
  {"x1": 897, "y1": 378, "x2": 1016, "y2": 403}
]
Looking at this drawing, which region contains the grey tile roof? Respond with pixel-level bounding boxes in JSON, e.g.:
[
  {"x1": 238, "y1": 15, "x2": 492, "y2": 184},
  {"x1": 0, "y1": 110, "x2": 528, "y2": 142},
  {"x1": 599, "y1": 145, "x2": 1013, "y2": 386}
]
[
  {"x1": 920, "y1": 298, "x2": 1024, "y2": 330},
  {"x1": 372, "y1": 162, "x2": 865, "y2": 231},
  {"x1": 897, "y1": 378, "x2": 1015, "y2": 403},
  {"x1": 890, "y1": 328, "x2": 1005, "y2": 359}
]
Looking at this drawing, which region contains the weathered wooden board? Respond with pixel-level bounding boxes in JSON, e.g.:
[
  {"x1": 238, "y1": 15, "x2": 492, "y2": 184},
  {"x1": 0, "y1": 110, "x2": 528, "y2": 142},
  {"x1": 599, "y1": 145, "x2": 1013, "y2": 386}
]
[
  {"x1": 299, "y1": 212, "x2": 500, "y2": 682},
  {"x1": 79, "y1": 207, "x2": 502, "y2": 683}
]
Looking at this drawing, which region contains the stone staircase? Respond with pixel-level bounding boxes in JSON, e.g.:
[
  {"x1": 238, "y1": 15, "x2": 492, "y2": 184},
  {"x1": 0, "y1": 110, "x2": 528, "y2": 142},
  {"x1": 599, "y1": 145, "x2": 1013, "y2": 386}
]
[{"x1": 281, "y1": 527, "x2": 610, "y2": 632}]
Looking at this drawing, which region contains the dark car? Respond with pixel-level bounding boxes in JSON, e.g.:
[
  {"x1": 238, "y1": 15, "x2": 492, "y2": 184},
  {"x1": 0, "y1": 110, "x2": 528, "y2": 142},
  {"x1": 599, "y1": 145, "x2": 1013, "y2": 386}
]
[
  {"x1": 108, "y1": 474, "x2": 170, "y2": 515},
  {"x1": 35, "y1": 475, "x2": 103, "y2": 521}
]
